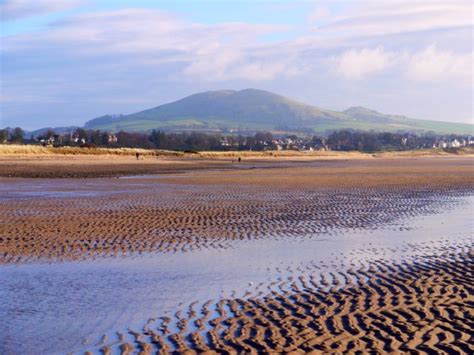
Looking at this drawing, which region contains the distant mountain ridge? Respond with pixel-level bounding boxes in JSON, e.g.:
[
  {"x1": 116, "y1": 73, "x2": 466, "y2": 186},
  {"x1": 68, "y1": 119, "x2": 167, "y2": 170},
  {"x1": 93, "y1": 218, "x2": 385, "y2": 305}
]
[
  {"x1": 82, "y1": 89, "x2": 473, "y2": 135},
  {"x1": 26, "y1": 126, "x2": 80, "y2": 137}
]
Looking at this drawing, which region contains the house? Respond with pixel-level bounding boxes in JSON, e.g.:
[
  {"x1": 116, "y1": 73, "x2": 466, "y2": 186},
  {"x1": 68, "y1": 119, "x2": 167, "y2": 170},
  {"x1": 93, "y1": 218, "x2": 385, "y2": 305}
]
[
  {"x1": 448, "y1": 139, "x2": 461, "y2": 148},
  {"x1": 107, "y1": 134, "x2": 118, "y2": 143},
  {"x1": 38, "y1": 137, "x2": 55, "y2": 146}
]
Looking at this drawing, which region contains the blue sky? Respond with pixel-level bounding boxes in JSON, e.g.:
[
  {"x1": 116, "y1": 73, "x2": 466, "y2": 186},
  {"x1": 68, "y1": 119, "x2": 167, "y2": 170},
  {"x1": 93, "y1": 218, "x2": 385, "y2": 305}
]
[
  {"x1": 1, "y1": 1, "x2": 319, "y2": 36},
  {"x1": 1, "y1": 0, "x2": 472, "y2": 129}
]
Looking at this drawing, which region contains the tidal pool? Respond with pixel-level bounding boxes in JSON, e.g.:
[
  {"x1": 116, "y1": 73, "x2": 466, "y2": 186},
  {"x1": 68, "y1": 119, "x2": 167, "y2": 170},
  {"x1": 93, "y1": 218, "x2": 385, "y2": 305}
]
[{"x1": 0, "y1": 192, "x2": 472, "y2": 354}]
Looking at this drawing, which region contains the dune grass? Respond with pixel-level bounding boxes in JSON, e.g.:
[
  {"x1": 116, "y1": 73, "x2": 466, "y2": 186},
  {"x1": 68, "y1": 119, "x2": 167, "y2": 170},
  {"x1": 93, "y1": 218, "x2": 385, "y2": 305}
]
[
  {"x1": 198, "y1": 147, "x2": 474, "y2": 158},
  {"x1": 197, "y1": 150, "x2": 364, "y2": 158},
  {"x1": 0, "y1": 144, "x2": 182, "y2": 156},
  {"x1": 0, "y1": 144, "x2": 472, "y2": 158}
]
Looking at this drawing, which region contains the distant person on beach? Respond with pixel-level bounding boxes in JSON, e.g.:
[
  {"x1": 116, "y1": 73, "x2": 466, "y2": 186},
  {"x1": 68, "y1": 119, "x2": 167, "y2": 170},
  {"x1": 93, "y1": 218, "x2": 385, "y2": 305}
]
[
  {"x1": 136, "y1": 152, "x2": 140, "y2": 160},
  {"x1": 238, "y1": 157, "x2": 241, "y2": 163}
]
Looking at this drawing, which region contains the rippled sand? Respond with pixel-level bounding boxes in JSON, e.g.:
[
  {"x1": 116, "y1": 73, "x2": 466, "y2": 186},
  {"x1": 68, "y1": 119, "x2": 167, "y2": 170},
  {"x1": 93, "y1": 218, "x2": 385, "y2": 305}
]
[
  {"x1": 103, "y1": 251, "x2": 472, "y2": 354},
  {"x1": 0, "y1": 157, "x2": 473, "y2": 353},
  {"x1": 1, "y1": 158, "x2": 473, "y2": 263}
]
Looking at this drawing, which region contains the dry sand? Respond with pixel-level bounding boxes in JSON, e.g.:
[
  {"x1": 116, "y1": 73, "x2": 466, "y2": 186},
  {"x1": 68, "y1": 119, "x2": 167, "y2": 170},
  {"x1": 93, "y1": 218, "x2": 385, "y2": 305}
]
[{"x1": 1, "y1": 147, "x2": 472, "y2": 178}]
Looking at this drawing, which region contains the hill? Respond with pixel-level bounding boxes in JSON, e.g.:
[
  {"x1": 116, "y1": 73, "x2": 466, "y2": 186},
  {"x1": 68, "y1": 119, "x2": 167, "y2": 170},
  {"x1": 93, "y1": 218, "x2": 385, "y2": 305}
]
[
  {"x1": 84, "y1": 89, "x2": 473, "y2": 135},
  {"x1": 26, "y1": 126, "x2": 80, "y2": 137}
]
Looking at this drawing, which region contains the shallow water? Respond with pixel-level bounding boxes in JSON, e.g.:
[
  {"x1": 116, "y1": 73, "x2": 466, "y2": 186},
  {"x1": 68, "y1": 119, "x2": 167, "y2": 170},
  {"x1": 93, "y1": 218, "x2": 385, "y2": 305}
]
[{"x1": 0, "y1": 190, "x2": 472, "y2": 354}]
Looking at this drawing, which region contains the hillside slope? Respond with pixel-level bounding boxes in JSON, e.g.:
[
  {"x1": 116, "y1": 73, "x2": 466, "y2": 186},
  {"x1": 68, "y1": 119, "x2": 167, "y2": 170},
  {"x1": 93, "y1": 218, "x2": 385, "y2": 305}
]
[{"x1": 84, "y1": 89, "x2": 473, "y2": 134}]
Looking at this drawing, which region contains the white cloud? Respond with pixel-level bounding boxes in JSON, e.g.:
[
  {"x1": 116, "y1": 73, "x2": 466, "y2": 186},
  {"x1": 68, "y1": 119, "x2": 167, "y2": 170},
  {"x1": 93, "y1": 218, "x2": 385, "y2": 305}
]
[
  {"x1": 329, "y1": 47, "x2": 395, "y2": 79},
  {"x1": 0, "y1": 0, "x2": 85, "y2": 21},
  {"x1": 3, "y1": 8, "x2": 296, "y2": 82},
  {"x1": 183, "y1": 49, "x2": 242, "y2": 81},
  {"x1": 4, "y1": 8, "x2": 285, "y2": 55},
  {"x1": 317, "y1": 1, "x2": 473, "y2": 36},
  {"x1": 308, "y1": 6, "x2": 330, "y2": 24},
  {"x1": 184, "y1": 51, "x2": 306, "y2": 82},
  {"x1": 328, "y1": 44, "x2": 472, "y2": 83},
  {"x1": 4, "y1": 4, "x2": 471, "y2": 85},
  {"x1": 404, "y1": 45, "x2": 472, "y2": 83}
]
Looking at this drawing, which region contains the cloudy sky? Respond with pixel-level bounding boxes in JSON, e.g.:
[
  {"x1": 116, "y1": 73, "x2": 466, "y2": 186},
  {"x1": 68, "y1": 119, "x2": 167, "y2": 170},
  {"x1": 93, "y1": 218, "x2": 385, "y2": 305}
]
[{"x1": 1, "y1": 0, "x2": 472, "y2": 129}]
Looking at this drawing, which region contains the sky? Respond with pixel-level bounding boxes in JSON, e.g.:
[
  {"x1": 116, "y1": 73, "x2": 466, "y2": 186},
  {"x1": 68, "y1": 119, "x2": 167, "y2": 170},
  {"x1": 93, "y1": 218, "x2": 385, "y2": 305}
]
[{"x1": 0, "y1": 0, "x2": 472, "y2": 130}]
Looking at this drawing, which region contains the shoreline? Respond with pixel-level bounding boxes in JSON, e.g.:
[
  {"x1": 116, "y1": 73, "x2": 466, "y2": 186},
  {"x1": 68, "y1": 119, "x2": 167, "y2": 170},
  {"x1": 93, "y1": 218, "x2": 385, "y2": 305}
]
[{"x1": 1, "y1": 149, "x2": 473, "y2": 179}]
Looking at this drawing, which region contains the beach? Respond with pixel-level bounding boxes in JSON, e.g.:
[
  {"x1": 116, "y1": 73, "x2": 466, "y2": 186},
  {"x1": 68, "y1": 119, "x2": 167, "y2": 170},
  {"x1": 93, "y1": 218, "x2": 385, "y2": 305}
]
[{"x1": 0, "y1": 155, "x2": 473, "y2": 353}]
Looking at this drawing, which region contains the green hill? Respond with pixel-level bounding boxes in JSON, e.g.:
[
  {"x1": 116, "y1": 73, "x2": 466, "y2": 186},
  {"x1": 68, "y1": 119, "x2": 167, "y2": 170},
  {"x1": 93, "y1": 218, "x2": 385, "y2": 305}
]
[{"x1": 84, "y1": 89, "x2": 473, "y2": 135}]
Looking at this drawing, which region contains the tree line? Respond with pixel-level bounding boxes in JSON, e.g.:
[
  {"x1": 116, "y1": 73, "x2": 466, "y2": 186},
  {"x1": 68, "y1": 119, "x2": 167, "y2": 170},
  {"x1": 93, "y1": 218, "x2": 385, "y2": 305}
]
[
  {"x1": 0, "y1": 127, "x2": 24, "y2": 143},
  {"x1": 1, "y1": 126, "x2": 471, "y2": 152}
]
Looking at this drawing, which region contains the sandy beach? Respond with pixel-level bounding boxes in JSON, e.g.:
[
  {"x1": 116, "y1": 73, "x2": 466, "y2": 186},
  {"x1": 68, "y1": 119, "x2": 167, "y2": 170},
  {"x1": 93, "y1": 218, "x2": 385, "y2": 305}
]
[
  {"x1": 0, "y1": 155, "x2": 473, "y2": 353},
  {"x1": 0, "y1": 146, "x2": 472, "y2": 178}
]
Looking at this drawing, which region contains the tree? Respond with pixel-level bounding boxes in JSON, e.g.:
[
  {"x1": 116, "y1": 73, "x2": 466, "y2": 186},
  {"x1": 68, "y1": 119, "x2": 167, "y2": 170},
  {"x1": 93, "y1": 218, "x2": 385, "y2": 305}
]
[
  {"x1": 10, "y1": 127, "x2": 24, "y2": 143},
  {"x1": 74, "y1": 128, "x2": 88, "y2": 141},
  {"x1": 255, "y1": 131, "x2": 273, "y2": 143},
  {"x1": 45, "y1": 129, "x2": 56, "y2": 139},
  {"x1": 0, "y1": 129, "x2": 7, "y2": 143},
  {"x1": 116, "y1": 131, "x2": 154, "y2": 148},
  {"x1": 90, "y1": 130, "x2": 102, "y2": 146},
  {"x1": 101, "y1": 132, "x2": 110, "y2": 146},
  {"x1": 150, "y1": 129, "x2": 168, "y2": 149}
]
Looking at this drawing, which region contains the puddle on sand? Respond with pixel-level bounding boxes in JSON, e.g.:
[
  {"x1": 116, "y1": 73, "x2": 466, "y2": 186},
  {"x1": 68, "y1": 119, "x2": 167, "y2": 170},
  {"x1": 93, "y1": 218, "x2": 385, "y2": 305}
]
[
  {"x1": 0, "y1": 177, "x2": 218, "y2": 203},
  {"x1": 0, "y1": 196, "x2": 472, "y2": 354},
  {"x1": 0, "y1": 179, "x2": 114, "y2": 200}
]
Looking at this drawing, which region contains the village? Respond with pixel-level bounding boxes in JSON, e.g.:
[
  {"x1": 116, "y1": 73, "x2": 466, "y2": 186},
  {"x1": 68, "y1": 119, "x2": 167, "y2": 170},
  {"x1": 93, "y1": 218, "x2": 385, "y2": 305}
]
[{"x1": 1, "y1": 126, "x2": 473, "y2": 153}]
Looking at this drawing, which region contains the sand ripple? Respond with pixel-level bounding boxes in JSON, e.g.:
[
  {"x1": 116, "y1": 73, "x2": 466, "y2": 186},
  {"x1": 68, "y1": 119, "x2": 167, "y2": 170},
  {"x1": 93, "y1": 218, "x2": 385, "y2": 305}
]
[
  {"x1": 83, "y1": 249, "x2": 473, "y2": 354},
  {"x1": 0, "y1": 180, "x2": 471, "y2": 263}
]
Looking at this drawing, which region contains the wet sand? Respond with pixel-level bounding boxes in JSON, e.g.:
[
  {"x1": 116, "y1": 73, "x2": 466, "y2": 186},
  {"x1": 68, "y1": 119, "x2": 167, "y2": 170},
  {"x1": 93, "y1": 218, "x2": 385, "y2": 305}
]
[
  {"x1": 1, "y1": 157, "x2": 473, "y2": 263},
  {"x1": 93, "y1": 251, "x2": 473, "y2": 354},
  {"x1": 0, "y1": 155, "x2": 232, "y2": 178},
  {"x1": 0, "y1": 156, "x2": 473, "y2": 353}
]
